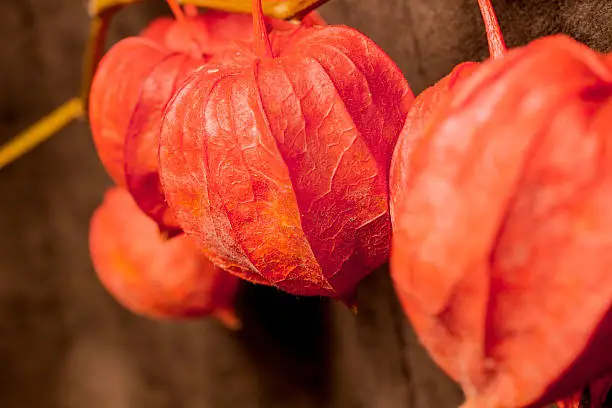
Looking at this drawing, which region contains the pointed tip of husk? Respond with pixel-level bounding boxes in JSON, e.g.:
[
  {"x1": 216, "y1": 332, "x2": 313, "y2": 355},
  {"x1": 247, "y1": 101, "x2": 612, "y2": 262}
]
[
  {"x1": 157, "y1": 224, "x2": 182, "y2": 241},
  {"x1": 336, "y1": 291, "x2": 358, "y2": 314},
  {"x1": 214, "y1": 309, "x2": 242, "y2": 331}
]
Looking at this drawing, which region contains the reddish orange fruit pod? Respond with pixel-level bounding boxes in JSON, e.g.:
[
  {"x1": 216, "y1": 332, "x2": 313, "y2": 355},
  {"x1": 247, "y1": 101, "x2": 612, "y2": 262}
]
[
  {"x1": 158, "y1": 0, "x2": 413, "y2": 300},
  {"x1": 89, "y1": 3, "x2": 325, "y2": 232},
  {"x1": 89, "y1": 186, "x2": 241, "y2": 328},
  {"x1": 390, "y1": 30, "x2": 612, "y2": 408}
]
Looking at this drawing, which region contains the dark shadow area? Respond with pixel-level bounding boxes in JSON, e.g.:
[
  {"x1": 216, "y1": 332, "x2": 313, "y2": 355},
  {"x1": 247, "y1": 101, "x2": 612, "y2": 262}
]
[
  {"x1": 234, "y1": 282, "x2": 332, "y2": 408},
  {"x1": 603, "y1": 387, "x2": 612, "y2": 408}
]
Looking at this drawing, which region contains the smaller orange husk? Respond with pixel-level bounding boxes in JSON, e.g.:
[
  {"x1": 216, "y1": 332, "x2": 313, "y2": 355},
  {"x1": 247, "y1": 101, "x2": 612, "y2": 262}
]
[{"x1": 89, "y1": 186, "x2": 241, "y2": 328}]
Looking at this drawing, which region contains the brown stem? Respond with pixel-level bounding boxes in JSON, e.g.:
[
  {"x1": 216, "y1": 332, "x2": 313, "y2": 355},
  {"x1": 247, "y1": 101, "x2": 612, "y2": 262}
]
[{"x1": 477, "y1": 0, "x2": 507, "y2": 59}]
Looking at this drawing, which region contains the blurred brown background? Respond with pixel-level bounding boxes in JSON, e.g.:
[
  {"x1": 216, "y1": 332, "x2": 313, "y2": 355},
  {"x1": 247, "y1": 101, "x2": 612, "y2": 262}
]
[{"x1": 0, "y1": 0, "x2": 611, "y2": 407}]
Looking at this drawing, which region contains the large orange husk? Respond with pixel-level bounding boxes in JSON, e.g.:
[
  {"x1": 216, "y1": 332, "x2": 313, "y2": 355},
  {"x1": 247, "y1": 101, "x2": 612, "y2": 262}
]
[
  {"x1": 390, "y1": 35, "x2": 612, "y2": 407},
  {"x1": 159, "y1": 0, "x2": 413, "y2": 299}
]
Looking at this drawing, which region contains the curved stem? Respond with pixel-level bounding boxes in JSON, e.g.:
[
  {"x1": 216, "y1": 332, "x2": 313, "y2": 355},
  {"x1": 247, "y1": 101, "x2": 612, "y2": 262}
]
[
  {"x1": 477, "y1": 0, "x2": 507, "y2": 59},
  {"x1": 80, "y1": 8, "x2": 117, "y2": 108},
  {"x1": 0, "y1": 98, "x2": 84, "y2": 170}
]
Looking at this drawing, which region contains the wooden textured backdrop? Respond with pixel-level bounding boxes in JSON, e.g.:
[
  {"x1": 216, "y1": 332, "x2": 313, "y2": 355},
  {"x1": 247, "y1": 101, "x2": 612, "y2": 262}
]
[{"x1": 0, "y1": 0, "x2": 611, "y2": 407}]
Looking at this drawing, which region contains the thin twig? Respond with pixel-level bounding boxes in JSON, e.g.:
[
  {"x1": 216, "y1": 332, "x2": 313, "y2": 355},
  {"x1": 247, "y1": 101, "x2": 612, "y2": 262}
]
[{"x1": 0, "y1": 98, "x2": 84, "y2": 170}]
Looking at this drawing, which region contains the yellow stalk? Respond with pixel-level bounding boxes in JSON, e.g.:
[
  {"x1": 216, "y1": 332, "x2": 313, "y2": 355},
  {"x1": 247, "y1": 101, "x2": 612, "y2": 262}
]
[
  {"x1": 0, "y1": 98, "x2": 84, "y2": 170},
  {"x1": 90, "y1": 0, "x2": 329, "y2": 20}
]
